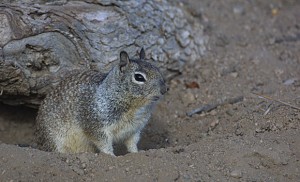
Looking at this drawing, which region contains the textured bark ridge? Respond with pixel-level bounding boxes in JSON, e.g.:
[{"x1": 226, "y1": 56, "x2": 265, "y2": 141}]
[{"x1": 0, "y1": 0, "x2": 207, "y2": 107}]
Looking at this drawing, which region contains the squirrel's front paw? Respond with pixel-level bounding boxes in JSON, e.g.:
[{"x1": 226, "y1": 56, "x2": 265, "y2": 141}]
[
  {"x1": 102, "y1": 150, "x2": 116, "y2": 157},
  {"x1": 126, "y1": 144, "x2": 138, "y2": 153}
]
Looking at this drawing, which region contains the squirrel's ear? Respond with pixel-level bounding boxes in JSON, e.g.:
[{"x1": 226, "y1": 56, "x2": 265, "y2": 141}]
[
  {"x1": 139, "y1": 48, "x2": 145, "y2": 60},
  {"x1": 119, "y1": 51, "x2": 130, "y2": 72}
]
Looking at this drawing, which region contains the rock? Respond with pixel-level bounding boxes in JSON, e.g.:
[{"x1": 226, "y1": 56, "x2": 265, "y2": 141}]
[
  {"x1": 176, "y1": 30, "x2": 191, "y2": 47},
  {"x1": 71, "y1": 166, "x2": 85, "y2": 176},
  {"x1": 81, "y1": 163, "x2": 87, "y2": 169},
  {"x1": 210, "y1": 120, "x2": 219, "y2": 130},
  {"x1": 210, "y1": 110, "x2": 217, "y2": 116},
  {"x1": 230, "y1": 72, "x2": 239, "y2": 78},
  {"x1": 233, "y1": 4, "x2": 245, "y2": 15},
  {"x1": 283, "y1": 78, "x2": 297, "y2": 85},
  {"x1": 136, "y1": 169, "x2": 142, "y2": 175},
  {"x1": 77, "y1": 154, "x2": 90, "y2": 164},
  {"x1": 182, "y1": 92, "x2": 196, "y2": 106}
]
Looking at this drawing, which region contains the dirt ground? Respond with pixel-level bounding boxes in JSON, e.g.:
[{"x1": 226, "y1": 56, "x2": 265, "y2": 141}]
[{"x1": 1, "y1": 0, "x2": 300, "y2": 181}]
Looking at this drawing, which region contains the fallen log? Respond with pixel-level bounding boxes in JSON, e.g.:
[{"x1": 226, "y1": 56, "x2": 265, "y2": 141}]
[{"x1": 0, "y1": 0, "x2": 208, "y2": 107}]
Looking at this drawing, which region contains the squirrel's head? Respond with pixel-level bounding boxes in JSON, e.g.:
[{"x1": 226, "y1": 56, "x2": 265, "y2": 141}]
[{"x1": 115, "y1": 48, "x2": 167, "y2": 102}]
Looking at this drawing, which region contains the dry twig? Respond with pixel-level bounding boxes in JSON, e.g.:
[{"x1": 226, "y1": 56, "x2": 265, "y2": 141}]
[
  {"x1": 187, "y1": 96, "x2": 244, "y2": 117},
  {"x1": 251, "y1": 92, "x2": 300, "y2": 111}
]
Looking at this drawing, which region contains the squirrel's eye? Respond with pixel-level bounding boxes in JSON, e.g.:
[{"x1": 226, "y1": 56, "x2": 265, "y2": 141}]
[{"x1": 134, "y1": 73, "x2": 146, "y2": 82}]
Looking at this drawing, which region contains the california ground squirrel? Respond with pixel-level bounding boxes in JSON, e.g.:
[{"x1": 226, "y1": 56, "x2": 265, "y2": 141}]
[{"x1": 35, "y1": 48, "x2": 167, "y2": 155}]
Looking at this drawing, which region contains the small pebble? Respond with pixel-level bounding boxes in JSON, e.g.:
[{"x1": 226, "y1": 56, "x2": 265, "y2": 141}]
[
  {"x1": 271, "y1": 8, "x2": 278, "y2": 16},
  {"x1": 78, "y1": 154, "x2": 90, "y2": 164},
  {"x1": 108, "y1": 166, "x2": 114, "y2": 170},
  {"x1": 230, "y1": 72, "x2": 238, "y2": 78},
  {"x1": 72, "y1": 166, "x2": 85, "y2": 175},
  {"x1": 157, "y1": 38, "x2": 165, "y2": 45},
  {"x1": 210, "y1": 110, "x2": 217, "y2": 116},
  {"x1": 210, "y1": 120, "x2": 219, "y2": 129},
  {"x1": 233, "y1": 5, "x2": 245, "y2": 15},
  {"x1": 136, "y1": 169, "x2": 142, "y2": 175},
  {"x1": 182, "y1": 92, "x2": 196, "y2": 106},
  {"x1": 230, "y1": 169, "x2": 242, "y2": 178},
  {"x1": 170, "y1": 79, "x2": 180, "y2": 88}
]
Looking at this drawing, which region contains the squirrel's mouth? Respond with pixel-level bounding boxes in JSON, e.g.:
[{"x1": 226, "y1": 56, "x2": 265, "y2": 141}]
[{"x1": 151, "y1": 96, "x2": 161, "y2": 102}]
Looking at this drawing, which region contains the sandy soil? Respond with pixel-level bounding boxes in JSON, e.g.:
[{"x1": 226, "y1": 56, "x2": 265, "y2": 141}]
[{"x1": 1, "y1": 0, "x2": 300, "y2": 181}]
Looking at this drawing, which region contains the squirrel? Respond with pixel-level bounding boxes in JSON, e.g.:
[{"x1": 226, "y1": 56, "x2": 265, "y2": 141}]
[{"x1": 35, "y1": 48, "x2": 167, "y2": 155}]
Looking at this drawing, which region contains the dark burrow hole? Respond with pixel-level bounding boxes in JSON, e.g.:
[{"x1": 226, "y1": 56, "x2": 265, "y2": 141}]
[
  {"x1": 0, "y1": 103, "x2": 170, "y2": 156},
  {"x1": 0, "y1": 103, "x2": 37, "y2": 146}
]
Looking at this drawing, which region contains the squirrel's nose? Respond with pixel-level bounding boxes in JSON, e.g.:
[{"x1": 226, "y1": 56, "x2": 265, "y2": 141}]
[{"x1": 160, "y1": 83, "x2": 168, "y2": 95}]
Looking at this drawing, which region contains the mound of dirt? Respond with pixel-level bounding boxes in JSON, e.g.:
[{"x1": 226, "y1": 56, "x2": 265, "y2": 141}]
[{"x1": 0, "y1": 0, "x2": 299, "y2": 181}]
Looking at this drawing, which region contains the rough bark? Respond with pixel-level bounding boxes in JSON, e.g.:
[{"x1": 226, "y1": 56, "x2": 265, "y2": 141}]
[{"x1": 0, "y1": 0, "x2": 207, "y2": 107}]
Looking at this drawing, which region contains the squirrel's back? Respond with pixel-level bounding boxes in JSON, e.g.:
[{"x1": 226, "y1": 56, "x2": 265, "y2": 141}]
[{"x1": 36, "y1": 70, "x2": 106, "y2": 152}]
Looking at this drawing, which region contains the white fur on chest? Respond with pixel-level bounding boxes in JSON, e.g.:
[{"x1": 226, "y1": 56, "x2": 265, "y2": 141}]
[{"x1": 103, "y1": 106, "x2": 151, "y2": 143}]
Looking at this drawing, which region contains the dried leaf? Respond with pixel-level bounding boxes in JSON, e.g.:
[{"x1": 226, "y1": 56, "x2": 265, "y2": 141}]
[{"x1": 185, "y1": 81, "x2": 199, "y2": 89}]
